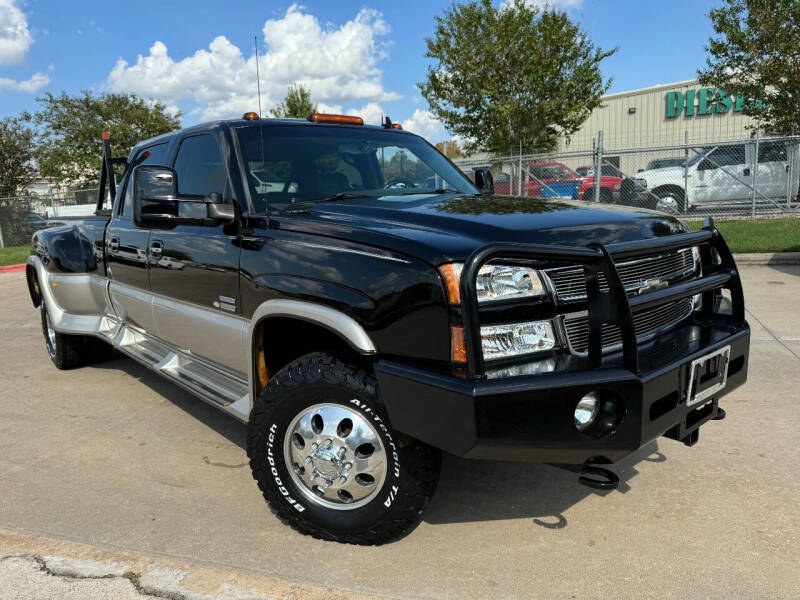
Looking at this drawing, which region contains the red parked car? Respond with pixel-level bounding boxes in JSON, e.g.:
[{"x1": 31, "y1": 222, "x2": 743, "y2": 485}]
[
  {"x1": 494, "y1": 162, "x2": 621, "y2": 203},
  {"x1": 575, "y1": 165, "x2": 623, "y2": 203},
  {"x1": 495, "y1": 162, "x2": 581, "y2": 198}
]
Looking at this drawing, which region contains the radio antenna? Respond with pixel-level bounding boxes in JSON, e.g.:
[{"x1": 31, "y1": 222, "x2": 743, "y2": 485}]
[{"x1": 254, "y1": 36, "x2": 263, "y2": 116}]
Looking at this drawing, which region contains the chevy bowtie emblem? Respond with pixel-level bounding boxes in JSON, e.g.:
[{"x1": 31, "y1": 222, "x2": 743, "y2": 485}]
[{"x1": 638, "y1": 277, "x2": 669, "y2": 294}]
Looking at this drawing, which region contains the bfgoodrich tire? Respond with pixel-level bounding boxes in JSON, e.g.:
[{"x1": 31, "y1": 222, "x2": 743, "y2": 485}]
[{"x1": 246, "y1": 353, "x2": 441, "y2": 545}]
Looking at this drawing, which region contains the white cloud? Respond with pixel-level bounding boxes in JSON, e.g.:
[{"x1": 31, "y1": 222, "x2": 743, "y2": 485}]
[
  {"x1": 402, "y1": 109, "x2": 448, "y2": 142},
  {"x1": 501, "y1": 0, "x2": 583, "y2": 11},
  {"x1": 107, "y1": 4, "x2": 399, "y2": 121},
  {"x1": 0, "y1": 71, "x2": 48, "y2": 92},
  {"x1": 0, "y1": 0, "x2": 31, "y2": 64},
  {"x1": 347, "y1": 102, "x2": 385, "y2": 125}
]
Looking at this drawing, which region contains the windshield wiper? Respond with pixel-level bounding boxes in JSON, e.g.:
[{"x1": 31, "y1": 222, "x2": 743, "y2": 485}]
[
  {"x1": 314, "y1": 192, "x2": 376, "y2": 203},
  {"x1": 399, "y1": 188, "x2": 462, "y2": 195}
]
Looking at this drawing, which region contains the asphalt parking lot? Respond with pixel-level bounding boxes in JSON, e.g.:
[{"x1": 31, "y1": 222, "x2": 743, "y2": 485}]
[{"x1": 1, "y1": 265, "x2": 799, "y2": 599}]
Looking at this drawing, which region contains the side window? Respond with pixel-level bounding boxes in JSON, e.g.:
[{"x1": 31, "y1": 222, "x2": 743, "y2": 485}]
[
  {"x1": 759, "y1": 142, "x2": 787, "y2": 163},
  {"x1": 121, "y1": 142, "x2": 169, "y2": 217},
  {"x1": 712, "y1": 145, "x2": 746, "y2": 167},
  {"x1": 174, "y1": 134, "x2": 226, "y2": 197}
]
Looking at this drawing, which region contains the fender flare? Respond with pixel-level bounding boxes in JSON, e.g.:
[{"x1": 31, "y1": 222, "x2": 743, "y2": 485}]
[{"x1": 245, "y1": 299, "x2": 377, "y2": 407}]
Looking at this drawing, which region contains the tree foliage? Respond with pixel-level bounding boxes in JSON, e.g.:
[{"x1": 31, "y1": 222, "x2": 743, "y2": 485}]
[
  {"x1": 435, "y1": 139, "x2": 464, "y2": 158},
  {"x1": 418, "y1": 0, "x2": 615, "y2": 154},
  {"x1": 698, "y1": 0, "x2": 800, "y2": 134},
  {"x1": 0, "y1": 117, "x2": 35, "y2": 197},
  {"x1": 271, "y1": 84, "x2": 318, "y2": 118},
  {"x1": 25, "y1": 91, "x2": 181, "y2": 187}
]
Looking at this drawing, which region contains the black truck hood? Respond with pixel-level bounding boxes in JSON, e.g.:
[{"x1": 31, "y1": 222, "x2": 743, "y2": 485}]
[{"x1": 273, "y1": 194, "x2": 687, "y2": 265}]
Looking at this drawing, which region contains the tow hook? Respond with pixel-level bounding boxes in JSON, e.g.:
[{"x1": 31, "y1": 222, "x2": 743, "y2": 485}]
[{"x1": 577, "y1": 456, "x2": 619, "y2": 491}]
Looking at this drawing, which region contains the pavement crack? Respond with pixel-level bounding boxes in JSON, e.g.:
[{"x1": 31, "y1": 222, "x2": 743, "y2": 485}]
[
  {"x1": 0, "y1": 554, "x2": 186, "y2": 600},
  {"x1": 746, "y1": 308, "x2": 800, "y2": 360},
  {"x1": 202, "y1": 456, "x2": 248, "y2": 469}
]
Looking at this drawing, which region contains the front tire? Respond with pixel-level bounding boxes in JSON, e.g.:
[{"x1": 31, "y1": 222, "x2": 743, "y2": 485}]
[{"x1": 246, "y1": 353, "x2": 441, "y2": 545}]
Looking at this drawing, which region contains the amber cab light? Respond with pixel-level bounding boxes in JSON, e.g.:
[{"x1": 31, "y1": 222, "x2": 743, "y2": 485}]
[
  {"x1": 391, "y1": 123, "x2": 403, "y2": 130},
  {"x1": 308, "y1": 113, "x2": 364, "y2": 125},
  {"x1": 242, "y1": 112, "x2": 260, "y2": 121}
]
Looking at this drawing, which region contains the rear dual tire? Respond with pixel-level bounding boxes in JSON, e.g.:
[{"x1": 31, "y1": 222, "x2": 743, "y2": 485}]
[
  {"x1": 246, "y1": 352, "x2": 441, "y2": 545},
  {"x1": 40, "y1": 303, "x2": 113, "y2": 370}
]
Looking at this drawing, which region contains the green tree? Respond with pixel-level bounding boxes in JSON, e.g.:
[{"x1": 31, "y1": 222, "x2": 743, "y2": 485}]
[
  {"x1": 0, "y1": 117, "x2": 35, "y2": 197},
  {"x1": 271, "y1": 84, "x2": 318, "y2": 118},
  {"x1": 25, "y1": 91, "x2": 181, "y2": 187},
  {"x1": 698, "y1": 0, "x2": 800, "y2": 134},
  {"x1": 418, "y1": 0, "x2": 615, "y2": 154},
  {"x1": 435, "y1": 140, "x2": 464, "y2": 159}
]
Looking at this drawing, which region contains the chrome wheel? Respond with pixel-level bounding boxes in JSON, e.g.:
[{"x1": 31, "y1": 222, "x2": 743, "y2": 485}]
[
  {"x1": 283, "y1": 402, "x2": 387, "y2": 510},
  {"x1": 43, "y1": 307, "x2": 56, "y2": 356},
  {"x1": 655, "y1": 195, "x2": 679, "y2": 214}
]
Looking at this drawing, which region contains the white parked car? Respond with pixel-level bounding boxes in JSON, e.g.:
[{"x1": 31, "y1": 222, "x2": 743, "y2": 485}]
[{"x1": 635, "y1": 139, "x2": 800, "y2": 213}]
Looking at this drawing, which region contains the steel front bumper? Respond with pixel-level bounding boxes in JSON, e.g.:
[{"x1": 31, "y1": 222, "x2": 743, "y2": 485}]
[{"x1": 376, "y1": 322, "x2": 749, "y2": 464}]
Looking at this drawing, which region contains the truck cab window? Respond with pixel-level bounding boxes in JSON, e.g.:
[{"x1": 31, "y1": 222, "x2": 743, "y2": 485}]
[{"x1": 174, "y1": 134, "x2": 226, "y2": 197}]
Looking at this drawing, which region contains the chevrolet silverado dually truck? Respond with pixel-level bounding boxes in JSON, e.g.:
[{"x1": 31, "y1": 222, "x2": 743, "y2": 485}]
[{"x1": 25, "y1": 112, "x2": 750, "y2": 545}]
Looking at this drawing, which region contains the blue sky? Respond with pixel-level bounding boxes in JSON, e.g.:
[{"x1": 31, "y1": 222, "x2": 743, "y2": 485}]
[{"x1": 0, "y1": 0, "x2": 723, "y2": 142}]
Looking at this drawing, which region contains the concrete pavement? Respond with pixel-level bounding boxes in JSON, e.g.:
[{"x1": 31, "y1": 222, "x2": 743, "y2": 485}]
[{"x1": 0, "y1": 266, "x2": 799, "y2": 599}]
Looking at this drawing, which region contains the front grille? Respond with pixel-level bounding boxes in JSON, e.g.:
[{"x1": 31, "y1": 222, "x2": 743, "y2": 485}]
[
  {"x1": 563, "y1": 297, "x2": 694, "y2": 354},
  {"x1": 545, "y1": 248, "x2": 695, "y2": 302}
]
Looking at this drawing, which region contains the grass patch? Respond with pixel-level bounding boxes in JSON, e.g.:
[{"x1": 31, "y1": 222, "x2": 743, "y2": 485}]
[
  {"x1": 0, "y1": 245, "x2": 29, "y2": 266},
  {"x1": 684, "y1": 218, "x2": 800, "y2": 253}
]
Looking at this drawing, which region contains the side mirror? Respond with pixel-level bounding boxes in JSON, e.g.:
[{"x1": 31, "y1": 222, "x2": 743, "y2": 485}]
[
  {"x1": 473, "y1": 167, "x2": 494, "y2": 195},
  {"x1": 697, "y1": 158, "x2": 716, "y2": 171},
  {"x1": 133, "y1": 166, "x2": 235, "y2": 226}
]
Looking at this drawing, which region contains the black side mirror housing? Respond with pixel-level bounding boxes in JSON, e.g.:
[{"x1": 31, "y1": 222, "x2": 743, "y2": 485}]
[
  {"x1": 473, "y1": 167, "x2": 494, "y2": 195},
  {"x1": 132, "y1": 166, "x2": 235, "y2": 226}
]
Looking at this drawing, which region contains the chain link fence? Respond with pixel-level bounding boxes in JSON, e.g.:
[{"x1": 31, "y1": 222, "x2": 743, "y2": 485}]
[
  {"x1": 0, "y1": 189, "x2": 100, "y2": 247},
  {"x1": 454, "y1": 131, "x2": 800, "y2": 220}
]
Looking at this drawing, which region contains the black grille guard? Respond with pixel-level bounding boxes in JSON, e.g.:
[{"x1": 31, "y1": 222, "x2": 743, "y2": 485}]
[{"x1": 459, "y1": 222, "x2": 745, "y2": 379}]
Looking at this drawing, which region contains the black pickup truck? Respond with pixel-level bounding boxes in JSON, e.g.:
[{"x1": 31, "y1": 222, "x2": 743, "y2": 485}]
[{"x1": 25, "y1": 113, "x2": 750, "y2": 545}]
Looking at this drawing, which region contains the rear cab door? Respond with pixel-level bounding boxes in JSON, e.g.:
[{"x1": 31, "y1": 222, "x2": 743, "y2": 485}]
[{"x1": 106, "y1": 142, "x2": 171, "y2": 333}]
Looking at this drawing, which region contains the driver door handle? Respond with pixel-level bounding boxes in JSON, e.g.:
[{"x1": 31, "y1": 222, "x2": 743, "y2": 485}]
[{"x1": 743, "y1": 167, "x2": 751, "y2": 176}]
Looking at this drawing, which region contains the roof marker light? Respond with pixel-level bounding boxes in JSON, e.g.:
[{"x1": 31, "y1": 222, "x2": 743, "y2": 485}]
[
  {"x1": 242, "y1": 112, "x2": 260, "y2": 120},
  {"x1": 308, "y1": 113, "x2": 364, "y2": 125}
]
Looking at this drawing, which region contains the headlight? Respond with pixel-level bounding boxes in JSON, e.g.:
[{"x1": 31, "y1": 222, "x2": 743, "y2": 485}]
[
  {"x1": 439, "y1": 263, "x2": 547, "y2": 304},
  {"x1": 691, "y1": 245, "x2": 701, "y2": 270},
  {"x1": 574, "y1": 392, "x2": 600, "y2": 431},
  {"x1": 480, "y1": 320, "x2": 557, "y2": 360}
]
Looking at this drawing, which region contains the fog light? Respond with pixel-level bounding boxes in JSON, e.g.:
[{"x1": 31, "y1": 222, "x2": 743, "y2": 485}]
[{"x1": 575, "y1": 392, "x2": 600, "y2": 431}]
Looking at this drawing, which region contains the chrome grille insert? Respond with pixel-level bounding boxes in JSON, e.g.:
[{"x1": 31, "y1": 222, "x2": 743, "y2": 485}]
[
  {"x1": 563, "y1": 297, "x2": 695, "y2": 354},
  {"x1": 545, "y1": 248, "x2": 695, "y2": 302}
]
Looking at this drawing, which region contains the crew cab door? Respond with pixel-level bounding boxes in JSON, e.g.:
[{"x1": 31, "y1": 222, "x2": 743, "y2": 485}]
[
  {"x1": 147, "y1": 132, "x2": 246, "y2": 374},
  {"x1": 694, "y1": 144, "x2": 749, "y2": 203},
  {"x1": 106, "y1": 143, "x2": 169, "y2": 332}
]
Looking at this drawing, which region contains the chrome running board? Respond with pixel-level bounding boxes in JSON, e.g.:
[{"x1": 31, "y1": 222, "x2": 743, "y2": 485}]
[{"x1": 102, "y1": 318, "x2": 250, "y2": 422}]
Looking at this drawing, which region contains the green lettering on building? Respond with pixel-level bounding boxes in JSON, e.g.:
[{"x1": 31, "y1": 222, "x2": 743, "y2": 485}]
[{"x1": 665, "y1": 88, "x2": 762, "y2": 118}]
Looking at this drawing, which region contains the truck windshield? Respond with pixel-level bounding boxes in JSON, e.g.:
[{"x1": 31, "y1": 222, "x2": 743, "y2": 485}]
[
  {"x1": 687, "y1": 147, "x2": 714, "y2": 167},
  {"x1": 235, "y1": 124, "x2": 478, "y2": 214}
]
